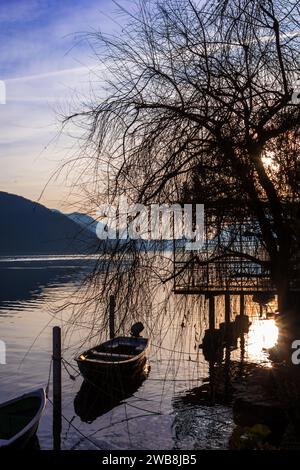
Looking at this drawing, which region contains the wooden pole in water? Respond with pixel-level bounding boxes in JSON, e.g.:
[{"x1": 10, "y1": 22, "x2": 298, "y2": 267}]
[
  {"x1": 109, "y1": 295, "x2": 116, "y2": 339},
  {"x1": 208, "y1": 295, "x2": 215, "y2": 331},
  {"x1": 225, "y1": 290, "x2": 231, "y2": 324},
  {"x1": 52, "y1": 326, "x2": 61, "y2": 451},
  {"x1": 208, "y1": 295, "x2": 216, "y2": 405},
  {"x1": 239, "y1": 293, "x2": 245, "y2": 360},
  {"x1": 240, "y1": 293, "x2": 245, "y2": 316}
]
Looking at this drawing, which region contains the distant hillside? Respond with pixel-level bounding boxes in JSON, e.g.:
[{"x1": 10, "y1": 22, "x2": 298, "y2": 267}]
[
  {"x1": 65, "y1": 212, "x2": 99, "y2": 233},
  {"x1": 0, "y1": 192, "x2": 99, "y2": 255},
  {"x1": 65, "y1": 212, "x2": 177, "y2": 251},
  {"x1": 65, "y1": 211, "x2": 120, "y2": 239}
]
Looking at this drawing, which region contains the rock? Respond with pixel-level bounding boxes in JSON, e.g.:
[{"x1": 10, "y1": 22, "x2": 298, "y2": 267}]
[
  {"x1": 232, "y1": 366, "x2": 287, "y2": 445},
  {"x1": 281, "y1": 423, "x2": 300, "y2": 450},
  {"x1": 233, "y1": 395, "x2": 287, "y2": 429}
]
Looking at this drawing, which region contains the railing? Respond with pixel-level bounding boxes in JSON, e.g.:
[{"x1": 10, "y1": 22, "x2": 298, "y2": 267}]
[
  {"x1": 173, "y1": 258, "x2": 275, "y2": 293},
  {"x1": 172, "y1": 218, "x2": 300, "y2": 294}
]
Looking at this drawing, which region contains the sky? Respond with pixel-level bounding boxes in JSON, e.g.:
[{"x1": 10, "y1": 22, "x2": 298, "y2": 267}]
[{"x1": 0, "y1": 0, "x2": 123, "y2": 210}]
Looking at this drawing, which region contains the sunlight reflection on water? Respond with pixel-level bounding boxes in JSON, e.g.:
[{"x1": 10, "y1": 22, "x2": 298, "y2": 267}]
[{"x1": 246, "y1": 318, "x2": 278, "y2": 364}]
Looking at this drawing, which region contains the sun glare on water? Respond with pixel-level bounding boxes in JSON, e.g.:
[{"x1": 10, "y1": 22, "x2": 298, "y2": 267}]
[{"x1": 246, "y1": 319, "x2": 279, "y2": 364}]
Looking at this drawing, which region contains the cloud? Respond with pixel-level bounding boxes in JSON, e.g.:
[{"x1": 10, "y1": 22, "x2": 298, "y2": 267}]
[
  {"x1": 0, "y1": 0, "x2": 119, "y2": 79},
  {"x1": 0, "y1": 0, "x2": 44, "y2": 24},
  {"x1": 0, "y1": 0, "x2": 119, "y2": 208}
]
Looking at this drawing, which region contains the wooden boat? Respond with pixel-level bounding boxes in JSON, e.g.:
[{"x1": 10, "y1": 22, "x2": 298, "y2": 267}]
[
  {"x1": 76, "y1": 335, "x2": 149, "y2": 383},
  {"x1": 0, "y1": 388, "x2": 46, "y2": 449}
]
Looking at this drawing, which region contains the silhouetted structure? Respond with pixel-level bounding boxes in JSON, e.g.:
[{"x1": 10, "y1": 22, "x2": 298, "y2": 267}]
[{"x1": 173, "y1": 206, "x2": 300, "y2": 296}]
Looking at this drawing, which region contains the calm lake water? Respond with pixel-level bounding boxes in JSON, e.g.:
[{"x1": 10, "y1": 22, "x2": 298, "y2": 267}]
[{"x1": 0, "y1": 256, "x2": 277, "y2": 450}]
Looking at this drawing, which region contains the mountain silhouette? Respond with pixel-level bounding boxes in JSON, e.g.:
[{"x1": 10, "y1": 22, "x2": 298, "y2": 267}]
[{"x1": 0, "y1": 192, "x2": 99, "y2": 255}]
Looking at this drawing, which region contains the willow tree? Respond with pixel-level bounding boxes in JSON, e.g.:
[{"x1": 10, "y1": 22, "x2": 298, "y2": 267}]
[{"x1": 66, "y1": 0, "x2": 300, "y2": 355}]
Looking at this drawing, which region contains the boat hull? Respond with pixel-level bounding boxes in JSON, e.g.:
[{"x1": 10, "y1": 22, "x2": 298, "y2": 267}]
[
  {"x1": 75, "y1": 336, "x2": 149, "y2": 384},
  {"x1": 76, "y1": 353, "x2": 148, "y2": 383},
  {"x1": 2, "y1": 421, "x2": 39, "y2": 450},
  {"x1": 0, "y1": 388, "x2": 46, "y2": 450}
]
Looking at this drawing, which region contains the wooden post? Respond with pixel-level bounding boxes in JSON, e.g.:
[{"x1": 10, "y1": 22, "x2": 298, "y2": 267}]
[
  {"x1": 109, "y1": 295, "x2": 116, "y2": 339},
  {"x1": 240, "y1": 293, "x2": 245, "y2": 316},
  {"x1": 240, "y1": 293, "x2": 245, "y2": 361},
  {"x1": 52, "y1": 326, "x2": 61, "y2": 451},
  {"x1": 208, "y1": 295, "x2": 216, "y2": 404},
  {"x1": 208, "y1": 295, "x2": 215, "y2": 331},
  {"x1": 225, "y1": 290, "x2": 231, "y2": 324}
]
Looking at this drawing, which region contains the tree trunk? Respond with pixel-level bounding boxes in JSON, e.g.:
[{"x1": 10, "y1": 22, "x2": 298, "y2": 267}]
[
  {"x1": 268, "y1": 241, "x2": 299, "y2": 362},
  {"x1": 275, "y1": 260, "x2": 300, "y2": 363}
]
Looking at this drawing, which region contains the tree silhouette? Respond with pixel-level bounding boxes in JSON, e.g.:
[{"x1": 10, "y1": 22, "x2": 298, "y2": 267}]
[{"x1": 66, "y1": 0, "x2": 300, "y2": 354}]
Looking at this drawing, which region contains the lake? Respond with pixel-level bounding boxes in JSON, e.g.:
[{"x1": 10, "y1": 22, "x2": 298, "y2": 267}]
[{"x1": 0, "y1": 256, "x2": 277, "y2": 450}]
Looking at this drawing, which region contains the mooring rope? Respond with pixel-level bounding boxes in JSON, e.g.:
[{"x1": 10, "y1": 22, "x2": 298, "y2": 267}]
[
  {"x1": 61, "y1": 357, "x2": 80, "y2": 381},
  {"x1": 60, "y1": 355, "x2": 205, "y2": 385}
]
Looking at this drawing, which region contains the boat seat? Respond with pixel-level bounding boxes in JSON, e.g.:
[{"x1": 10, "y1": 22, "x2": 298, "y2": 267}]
[{"x1": 89, "y1": 350, "x2": 134, "y2": 361}]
